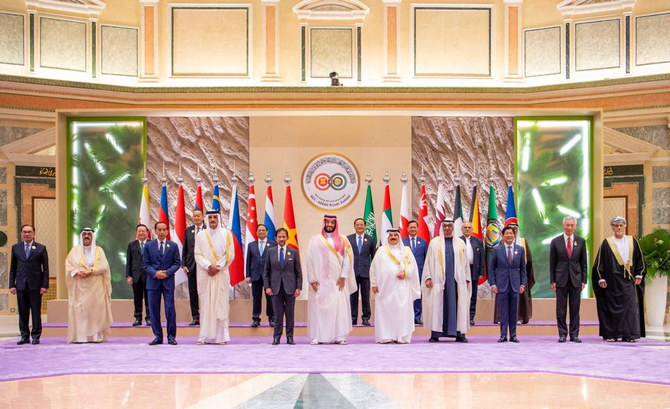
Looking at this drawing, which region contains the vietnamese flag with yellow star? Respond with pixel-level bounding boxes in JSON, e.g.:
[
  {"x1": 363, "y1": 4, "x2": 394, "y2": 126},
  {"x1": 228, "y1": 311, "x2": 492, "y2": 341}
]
[{"x1": 283, "y1": 184, "x2": 299, "y2": 251}]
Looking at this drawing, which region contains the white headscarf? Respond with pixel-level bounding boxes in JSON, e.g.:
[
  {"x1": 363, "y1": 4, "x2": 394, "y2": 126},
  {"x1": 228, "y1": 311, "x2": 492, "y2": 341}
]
[
  {"x1": 385, "y1": 229, "x2": 405, "y2": 264},
  {"x1": 80, "y1": 228, "x2": 97, "y2": 267}
]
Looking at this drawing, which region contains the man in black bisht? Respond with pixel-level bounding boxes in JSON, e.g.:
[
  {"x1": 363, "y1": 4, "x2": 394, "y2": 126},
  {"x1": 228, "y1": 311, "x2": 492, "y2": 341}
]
[{"x1": 592, "y1": 216, "x2": 646, "y2": 342}]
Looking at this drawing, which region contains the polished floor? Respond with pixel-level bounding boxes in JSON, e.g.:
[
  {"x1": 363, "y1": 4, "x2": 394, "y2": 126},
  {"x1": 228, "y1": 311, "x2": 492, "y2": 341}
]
[{"x1": 1, "y1": 317, "x2": 669, "y2": 408}]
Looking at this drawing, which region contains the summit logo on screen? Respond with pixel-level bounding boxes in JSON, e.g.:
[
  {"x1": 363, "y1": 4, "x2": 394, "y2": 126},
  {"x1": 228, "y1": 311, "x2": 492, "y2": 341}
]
[{"x1": 302, "y1": 153, "x2": 360, "y2": 210}]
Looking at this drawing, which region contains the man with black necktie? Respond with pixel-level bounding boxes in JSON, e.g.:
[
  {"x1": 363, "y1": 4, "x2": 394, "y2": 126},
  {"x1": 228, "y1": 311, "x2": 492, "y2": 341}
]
[
  {"x1": 550, "y1": 216, "x2": 588, "y2": 343},
  {"x1": 246, "y1": 224, "x2": 276, "y2": 327},
  {"x1": 9, "y1": 224, "x2": 49, "y2": 345},
  {"x1": 402, "y1": 220, "x2": 427, "y2": 325},
  {"x1": 126, "y1": 224, "x2": 151, "y2": 326},
  {"x1": 460, "y1": 221, "x2": 485, "y2": 326},
  {"x1": 347, "y1": 218, "x2": 376, "y2": 326},
  {"x1": 182, "y1": 209, "x2": 206, "y2": 326}
]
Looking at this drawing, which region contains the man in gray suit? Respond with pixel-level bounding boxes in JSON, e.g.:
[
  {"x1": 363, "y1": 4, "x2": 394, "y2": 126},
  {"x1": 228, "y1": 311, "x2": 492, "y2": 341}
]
[
  {"x1": 264, "y1": 228, "x2": 302, "y2": 345},
  {"x1": 550, "y1": 216, "x2": 588, "y2": 343},
  {"x1": 347, "y1": 218, "x2": 376, "y2": 326}
]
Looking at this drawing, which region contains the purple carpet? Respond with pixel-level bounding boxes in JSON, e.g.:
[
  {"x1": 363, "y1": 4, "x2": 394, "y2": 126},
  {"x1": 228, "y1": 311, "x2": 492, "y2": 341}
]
[{"x1": 2, "y1": 335, "x2": 669, "y2": 384}]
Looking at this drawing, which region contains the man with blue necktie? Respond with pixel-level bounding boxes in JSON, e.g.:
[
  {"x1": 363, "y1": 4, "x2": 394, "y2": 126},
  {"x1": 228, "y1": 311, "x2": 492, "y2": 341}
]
[
  {"x1": 489, "y1": 225, "x2": 527, "y2": 343},
  {"x1": 402, "y1": 220, "x2": 428, "y2": 325},
  {"x1": 347, "y1": 218, "x2": 376, "y2": 326},
  {"x1": 143, "y1": 221, "x2": 182, "y2": 345}
]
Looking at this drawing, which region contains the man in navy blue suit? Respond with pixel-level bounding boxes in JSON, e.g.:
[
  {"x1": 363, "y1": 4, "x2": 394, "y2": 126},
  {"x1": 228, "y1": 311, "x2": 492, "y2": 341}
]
[
  {"x1": 460, "y1": 221, "x2": 485, "y2": 326},
  {"x1": 488, "y1": 225, "x2": 527, "y2": 343},
  {"x1": 402, "y1": 220, "x2": 427, "y2": 325},
  {"x1": 9, "y1": 224, "x2": 49, "y2": 345},
  {"x1": 143, "y1": 221, "x2": 182, "y2": 345},
  {"x1": 246, "y1": 224, "x2": 276, "y2": 327},
  {"x1": 347, "y1": 218, "x2": 376, "y2": 326}
]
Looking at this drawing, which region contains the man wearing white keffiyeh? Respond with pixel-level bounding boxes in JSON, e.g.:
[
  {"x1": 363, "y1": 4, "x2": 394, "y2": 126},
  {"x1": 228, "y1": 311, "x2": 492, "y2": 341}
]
[
  {"x1": 65, "y1": 228, "x2": 113, "y2": 343},
  {"x1": 194, "y1": 210, "x2": 235, "y2": 344}
]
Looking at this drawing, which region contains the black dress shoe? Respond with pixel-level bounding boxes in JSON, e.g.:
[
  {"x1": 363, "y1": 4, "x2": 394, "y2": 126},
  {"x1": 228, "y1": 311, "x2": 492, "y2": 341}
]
[
  {"x1": 455, "y1": 336, "x2": 468, "y2": 343},
  {"x1": 498, "y1": 337, "x2": 507, "y2": 343},
  {"x1": 287, "y1": 336, "x2": 295, "y2": 345},
  {"x1": 189, "y1": 319, "x2": 200, "y2": 326},
  {"x1": 570, "y1": 337, "x2": 582, "y2": 343},
  {"x1": 510, "y1": 336, "x2": 520, "y2": 343},
  {"x1": 251, "y1": 320, "x2": 260, "y2": 328},
  {"x1": 470, "y1": 319, "x2": 475, "y2": 326},
  {"x1": 269, "y1": 319, "x2": 275, "y2": 328},
  {"x1": 352, "y1": 320, "x2": 357, "y2": 326},
  {"x1": 558, "y1": 336, "x2": 567, "y2": 343},
  {"x1": 272, "y1": 336, "x2": 280, "y2": 345},
  {"x1": 146, "y1": 319, "x2": 151, "y2": 326},
  {"x1": 31, "y1": 338, "x2": 40, "y2": 345},
  {"x1": 17, "y1": 338, "x2": 29, "y2": 345},
  {"x1": 428, "y1": 337, "x2": 439, "y2": 343},
  {"x1": 362, "y1": 319, "x2": 371, "y2": 326},
  {"x1": 149, "y1": 337, "x2": 163, "y2": 345},
  {"x1": 168, "y1": 337, "x2": 177, "y2": 345},
  {"x1": 414, "y1": 319, "x2": 423, "y2": 325},
  {"x1": 132, "y1": 319, "x2": 142, "y2": 326}
]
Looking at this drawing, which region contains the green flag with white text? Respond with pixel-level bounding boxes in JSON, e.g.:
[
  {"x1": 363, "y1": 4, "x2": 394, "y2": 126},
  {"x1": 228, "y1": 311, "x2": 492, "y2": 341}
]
[{"x1": 364, "y1": 184, "x2": 377, "y2": 244}]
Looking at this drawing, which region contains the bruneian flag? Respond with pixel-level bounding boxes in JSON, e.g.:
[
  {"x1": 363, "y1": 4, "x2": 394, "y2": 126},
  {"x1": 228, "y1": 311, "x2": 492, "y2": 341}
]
[
  {"x1": 264, "y1": 183, "x2": 276, "y2": 241},
  {"x1": 381, "y1": 183, "x2": 393, "y2": 245},
  {"x1": 159, "y1": 183, "x2": 171, "y2": 240},
  {"x1": 173, "y1": 183, "x2": 187, "y2": 286},
  {"x1": 417, "y1": 182, "x2": 430, "y2": 242},
  {"x1": 470, "y1": 186, "x2": 487, "y2": 285},
  {"x1": 138, "y1": 182, "x2": 152, "y2": 239},
  {"x1": 228, "y1": 184, "x2": 245, "y2": 286},
  {"x1": 453, "y1": 184, "x2": 463, "y2": 237},
  {"x1": 363, "y1": 184, "x2": 377, "y2": 244},
  {"x1": 399, "y1": 182, "x2": 410, "y2": 239},
  {"x1": 283, "y1": 184, "x2": 299, "y2": 251}
]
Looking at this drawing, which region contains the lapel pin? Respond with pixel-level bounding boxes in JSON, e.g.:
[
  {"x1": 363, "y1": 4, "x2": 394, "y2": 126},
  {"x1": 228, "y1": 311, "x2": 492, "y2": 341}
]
[
  {"x1": 364, "y1": 238, "x2": 367, "y2": 242},
  {"x1": 191, "y1": 229, "x2": 195, "y2": 234},
  {"x1": 287, "y1": 252, "x2": 292, "y2": 256},
  {"x1": 166, "y1": 244, "x2": 171, "y2": 248},
  {"x1": 514, "y1": 251, "x2": 518, "y2": 255},
  {"x1": 32, "y1": 245, "x2": 36, "y2": 250}
]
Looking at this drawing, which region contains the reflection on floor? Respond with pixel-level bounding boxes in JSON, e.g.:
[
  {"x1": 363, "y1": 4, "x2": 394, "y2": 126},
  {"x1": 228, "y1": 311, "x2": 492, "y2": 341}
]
[{"x1": 1, "y1": 372, "x2": 669, "y2": 409}]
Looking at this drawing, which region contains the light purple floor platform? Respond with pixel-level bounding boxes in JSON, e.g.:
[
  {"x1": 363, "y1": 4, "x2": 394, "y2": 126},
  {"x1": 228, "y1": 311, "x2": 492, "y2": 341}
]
[{"x1": 2, "y1": 335, "x2": 669, "y2": 385}]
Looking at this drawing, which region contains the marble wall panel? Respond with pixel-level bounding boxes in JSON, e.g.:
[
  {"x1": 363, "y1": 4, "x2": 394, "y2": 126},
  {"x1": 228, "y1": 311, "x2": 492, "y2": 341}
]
[
  {"x1": 310, "y1": 28, "x2": 353, "y2": 79},
  {"x1": 636, "y1": 13, "x2": 670, "y2": 66},
  {"x1": 613, "y1": 125, "x2": 670, "y2": 150},
  {"x1": 411, "y1": 117, "x2": 514, "y2": 227},
  {"x1": 0, "y1": 252, "x2": 6, "y2": 289},
  {"x1": 652, "y1": 187, "x2": 670, "y2": 225},
  {"x1": 0, "y1": 190, "x2": 5, "y2": 226},
  {"x1": 652, "y1": 166, "x2": 670, "y2": 183},
  {"x1": 575, "y1": 19, "x2": 620, "y2": 71},
  {"x1": 414, "y1": 7, "x2": 490, "y2": 76},
  {"x1": 0, "y1": 126, "x2": 42, "y2": 146},
  {"x1": 0, "y1": 12, "x2": 24, "y2": 65},
  {"x1": 101, "y1": 25, "x2": 138, "y2": 76},
  {"x1": 524, "y1": 26, "x2": 561, "y2": 77},
  {"x1": 0, "y1": 168, "x2": 6, "y2": 185},
  {"x1": 40, "y1": 17, "x2": 87, "y2": 72},
  {"x1": 0, "y1": 293, "x2": 7, "y2": 311}
]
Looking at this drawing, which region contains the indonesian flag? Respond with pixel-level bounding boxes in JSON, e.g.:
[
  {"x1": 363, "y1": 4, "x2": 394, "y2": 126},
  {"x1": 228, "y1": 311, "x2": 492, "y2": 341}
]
[
  {"x1": 283, "y1": 184, "x2": 299, "y2": 251},
  {"x1": 159, "y1": 184, "x2": 171, "y2": 240},
  {"x1": 399, "y1": 182, "x2": 410, "y2": 239},
  {"x1": 244, "y1": 184, "x2": 259, "y2": 273},
  {"x1": 417, "y1": 183, "x2": 430, "y2": 242},
  {"x1": 173, "y1": 184, "x2": 187, "y2": 286},
  {"x1": 381, "y1": 184, "x2": 393, "y2": 246},
  {"x1": 433, "y1": 182, "x2": 447, "y2": 237},
  {"x1": 264, "y1": 184, "x2": 276, "y2": 241},
  {"x1": 228, "y1": 184, "x2": 245, "y2": 286},
  {"x1": 138, "y1": 183, "x2": 152, "y2": 239}
]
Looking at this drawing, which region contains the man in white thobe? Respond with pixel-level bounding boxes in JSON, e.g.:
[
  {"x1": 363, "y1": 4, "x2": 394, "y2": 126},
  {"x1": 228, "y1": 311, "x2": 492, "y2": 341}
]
[
  {"x1": 423, "y1": 219, "x2": 471, "y2": 343},
  {"x1": 307, "y1": 215, "x2": 357, "y2": 344},
  {"x1": 194, "y1": 210, "x2": 235, "y2": 344},
  {"x1": 370, "y1": 229, "x2": 421, "y2": 344},
  {"x1": 64, "y1": 228, "x2": 113, "y2": 343}
]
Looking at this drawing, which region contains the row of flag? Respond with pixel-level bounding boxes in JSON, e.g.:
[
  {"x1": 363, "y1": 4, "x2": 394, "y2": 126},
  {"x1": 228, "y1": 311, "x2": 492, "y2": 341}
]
[
  {"x1": 138, "y1": 177, "x2": 299, "y2": 288},
  {"x1": 139, "y1": 173, "x2": 519, "y2": 288}
]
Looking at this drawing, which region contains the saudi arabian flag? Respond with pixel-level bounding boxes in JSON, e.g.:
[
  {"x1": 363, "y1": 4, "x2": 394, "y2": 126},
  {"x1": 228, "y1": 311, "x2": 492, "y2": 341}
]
[
  {"x1": 364, "y1": 184, "x2": 377, "y2": 244},
  {"x1": 381, "y1": 184, "x2": 393, "y2": 245}
]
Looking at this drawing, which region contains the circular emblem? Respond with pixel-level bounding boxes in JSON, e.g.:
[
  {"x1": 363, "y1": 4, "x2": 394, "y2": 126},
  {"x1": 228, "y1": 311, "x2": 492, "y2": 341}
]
[{"x1": 302, "y1": 153, "x2": 360, "y2": 210}]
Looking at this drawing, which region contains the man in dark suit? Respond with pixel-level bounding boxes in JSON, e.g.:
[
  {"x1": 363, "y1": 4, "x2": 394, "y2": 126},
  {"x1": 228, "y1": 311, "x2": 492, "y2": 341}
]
[
  {"x1": 9, "y1": 224, "x2": 49, "y2": 345},
  {"x1": 347, "y1": 218, "x2": 376, "y2": 326},
  {"x1": 143, "y1": 221, "x2": 182, "y2": 345},
  {"x1": 181, "y1": 209, "x2": 205, "y2": 326},
  {"x1": 246, "y1": 224, "x2": 276, "y2": 327},
  {"x1": 488, "y1": 225, "x2": 527, "y2": 343},
  {"x1": 461, "y1": 221, "x2": 485, "y2": 326},
  {"x1": 550, "y1": 216, "x2": 588, "y2": 343},
  {"x1": 264, "y1": 228, "x2": 302, "y2": 345},
  {"x1": 126, "y1": 224, "x2": 150, "y2": 326},
  {"x1": 402, "y1": 220, "x2": 428, "y2": 325}
]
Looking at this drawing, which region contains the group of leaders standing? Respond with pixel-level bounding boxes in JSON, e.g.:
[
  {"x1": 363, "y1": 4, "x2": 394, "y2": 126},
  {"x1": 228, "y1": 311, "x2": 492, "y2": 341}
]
[{"x1": 8, "y1": 210, "x2": 645, "y2": 346}]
